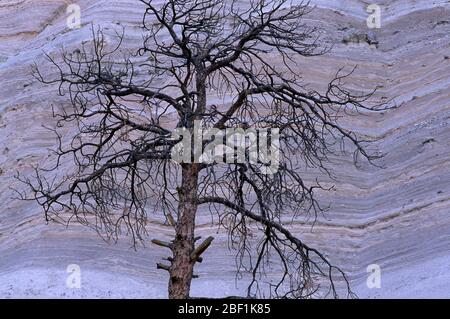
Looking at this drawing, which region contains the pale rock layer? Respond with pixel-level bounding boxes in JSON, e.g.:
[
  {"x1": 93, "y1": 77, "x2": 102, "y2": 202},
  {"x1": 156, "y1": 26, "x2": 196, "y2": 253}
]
[{"x1": 0, "y1": 0, "x2": 449, "y2": 298}]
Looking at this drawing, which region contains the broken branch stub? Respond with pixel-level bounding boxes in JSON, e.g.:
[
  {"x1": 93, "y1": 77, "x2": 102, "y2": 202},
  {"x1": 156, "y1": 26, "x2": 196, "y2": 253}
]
[{"x1": 191, "y1": 236, "x2": 214, "y2": 262}]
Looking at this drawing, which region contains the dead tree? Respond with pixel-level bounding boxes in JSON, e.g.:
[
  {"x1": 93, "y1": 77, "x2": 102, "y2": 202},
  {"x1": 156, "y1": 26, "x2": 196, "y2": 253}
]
[{"x1": 18, "y1": 0, "x2": 386, "y2": 299}]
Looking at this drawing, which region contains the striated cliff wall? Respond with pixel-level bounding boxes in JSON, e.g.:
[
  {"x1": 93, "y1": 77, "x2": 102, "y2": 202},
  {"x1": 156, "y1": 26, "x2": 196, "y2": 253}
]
[{"x1": 0, "y1": 0, "x2": 449, "y2": 298}]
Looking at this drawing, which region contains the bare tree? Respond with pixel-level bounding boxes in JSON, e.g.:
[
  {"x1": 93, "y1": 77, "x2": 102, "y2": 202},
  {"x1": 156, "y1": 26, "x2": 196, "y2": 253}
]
[{"x1": 18, "y1": 0, "x2": 386, "y2": 299}]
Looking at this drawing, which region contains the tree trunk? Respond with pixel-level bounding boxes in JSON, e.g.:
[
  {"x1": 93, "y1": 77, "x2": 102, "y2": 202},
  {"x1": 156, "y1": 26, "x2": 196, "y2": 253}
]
[{"x1": 168, "y1": 163, "x2": 199, "y2": 299}]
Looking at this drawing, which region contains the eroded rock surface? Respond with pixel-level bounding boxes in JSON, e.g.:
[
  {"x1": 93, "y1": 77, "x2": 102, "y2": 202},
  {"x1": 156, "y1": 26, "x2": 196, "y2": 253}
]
[{"x1": 0, "y1": 0, "x2": 449, "y2": 298}]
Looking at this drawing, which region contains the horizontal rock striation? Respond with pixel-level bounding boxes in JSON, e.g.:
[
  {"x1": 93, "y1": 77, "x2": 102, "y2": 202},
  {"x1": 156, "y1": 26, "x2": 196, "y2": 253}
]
[{"x1": 0, "y1": 0, "x2": 449, "y2": 298}]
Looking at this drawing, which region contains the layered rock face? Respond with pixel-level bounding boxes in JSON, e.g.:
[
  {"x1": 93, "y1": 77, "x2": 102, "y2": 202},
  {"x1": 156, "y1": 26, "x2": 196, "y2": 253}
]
[{"x1": 0, "y1": 0, "x2": 449, "y2": 298}]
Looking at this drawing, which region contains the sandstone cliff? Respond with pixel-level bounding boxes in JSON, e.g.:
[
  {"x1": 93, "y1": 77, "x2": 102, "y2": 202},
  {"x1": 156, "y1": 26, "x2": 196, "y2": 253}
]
[{"x1": 0, "y1": 0, "x2": 449, "y2": 298}]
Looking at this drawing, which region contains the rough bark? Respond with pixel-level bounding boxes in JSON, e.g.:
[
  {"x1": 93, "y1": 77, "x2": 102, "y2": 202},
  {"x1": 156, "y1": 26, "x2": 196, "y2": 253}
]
[{"x1": 168, "y1": 164, "x2": 200, "y2": 299}]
